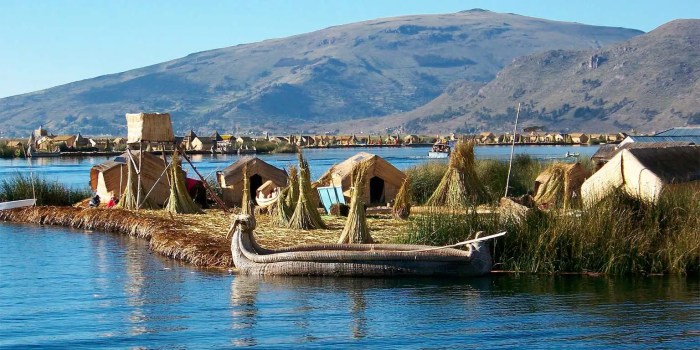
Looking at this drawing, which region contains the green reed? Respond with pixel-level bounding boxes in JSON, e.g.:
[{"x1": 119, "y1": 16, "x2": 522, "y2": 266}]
[
  {"x1": 399, "y1": 189, "x2": 699, "y2": 275},
  {"x1": 0, "y1": 173, "x2": 92, "y2": 206}
]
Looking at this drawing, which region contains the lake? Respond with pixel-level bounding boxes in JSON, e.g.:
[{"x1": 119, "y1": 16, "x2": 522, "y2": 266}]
[
  {"x1": 0, "y1": 145, "x2": 598, "y2": 189},
  {"x1": 4, "y1": 144, "x2": 697, "y2": 348},
  {"x1": 0, "y1": 224, "x2": 697, "y2": 348}
]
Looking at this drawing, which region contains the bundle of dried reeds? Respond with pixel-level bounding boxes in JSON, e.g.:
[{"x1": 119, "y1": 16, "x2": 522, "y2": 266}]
[
  {"x1": 533, "y1": 164, "x2": 568, "y2": 208},
  {"x1": 392, "y1": 177, "x2": 412, "y2": 220},
  {"x1": 116, "y1": 151, "x2": 156, "y2": 210},
  {"x1": 271, "y1": 166, "x2": 297, "y2": 227},
  {"x1": 426, "y1": 141, "x2": 487, "y2": 208},
  {"x1": 284, "y1": 165, "x2": 299, "y2": 209},
  {"x1": 337, "y1": 162, "x2": 373, "y2": 244},
  {"x1": 240, "y1": 165, "x2": 256, "y2": 228},
  {"x1": 288, "y1": 152, "x2": 326, "y2": 229},
  {"x1": 165, "y1": 150, "x2": 202, "y2": 214}
]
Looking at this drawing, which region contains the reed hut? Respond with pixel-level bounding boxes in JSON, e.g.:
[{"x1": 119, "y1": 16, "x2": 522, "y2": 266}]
[
  {"x1": 126, "y1": 113, "x2": 174, "y2": 144},
  {"x1": 217, "y1": 157, "x2": 287, "y2": 207},
  {"x1": 581, "y1": 145, "x2": 700, "y2": 205},
  {"x1": 532, "y1": 162, "x2": 591, "y2": 209},
  {"x1": 89, "y1": 151, "x2": 171, "y2": 205},
  {"x1": 315, "y1": 152, "x2": 406, "y2": 206}
]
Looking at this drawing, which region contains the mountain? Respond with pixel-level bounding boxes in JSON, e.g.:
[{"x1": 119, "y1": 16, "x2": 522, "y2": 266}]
[
  {"x1": 344, "y1": 19, "x2": 700, "y2": 134},
  {"x1": 0, "y1": 9, "x2": 642, "y2": 136}
]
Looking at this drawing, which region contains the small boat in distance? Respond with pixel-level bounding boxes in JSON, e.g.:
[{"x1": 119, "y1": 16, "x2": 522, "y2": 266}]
[
  {"x1": 428, "y1": 141, "x2": 451, "y2": 159},
  {"x1": 565, "y1": 152, "x2": 580, "y2": 158}
]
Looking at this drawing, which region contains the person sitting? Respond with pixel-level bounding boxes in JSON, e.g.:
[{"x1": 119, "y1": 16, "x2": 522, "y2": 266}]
[{"x1": 88, "y1": 194, "x2": 101, "y2": 208}]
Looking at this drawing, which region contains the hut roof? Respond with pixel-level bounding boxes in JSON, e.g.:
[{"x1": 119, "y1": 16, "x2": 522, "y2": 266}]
[
  {"x1": 211, "y1": 131, "x2": 223, "y2": 141},
  {"x1": 317, "y1": 152, "x2": 406, "y2": 187},
  {"x1": 655, "y1": 126, "x2": 700, "y2": 137},
  {"x1": 621, "y1": 135, "x2": 700, "y2": 145},
  {"x1": 219, "y1": 156, "x2": 287, "y2": 185},
  {"x1": 627, "y1": 146, "x2": 700, "y2": 184},
  {"x1": 184, "y1": 129, "x2": 197, "y2": 139},
  {"x1": 591, "y1": 142, "x2": 695, "y2": 164}
]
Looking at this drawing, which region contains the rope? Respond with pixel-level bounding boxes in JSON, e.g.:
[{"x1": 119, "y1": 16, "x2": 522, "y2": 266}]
[{"x1": 409, "y1": 232, "x2": 507, "y2": 253}]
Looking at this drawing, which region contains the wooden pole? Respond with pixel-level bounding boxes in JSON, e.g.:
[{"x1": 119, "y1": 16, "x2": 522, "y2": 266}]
[
  {"x1": 179, "y1": 146, "x2": 230, "y2": 213},
  {"x1": 161, "y1": 142, "x2": 171, "y2": 186},
  {"x1": 136, "y1": 141, "x2": 143, "y2": 210},
  {"x1": 505, "y1": 103, "x2": 521, "y2": 198}
]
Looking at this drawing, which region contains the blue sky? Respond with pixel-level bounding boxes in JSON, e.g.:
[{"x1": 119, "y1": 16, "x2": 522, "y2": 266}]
[{"x1": 1, "y1": 0, "x2": 698, "y2": 98}]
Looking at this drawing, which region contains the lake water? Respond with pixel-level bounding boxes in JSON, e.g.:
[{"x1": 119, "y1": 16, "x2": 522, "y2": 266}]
[
  {"x1": 0, "y1": 224, "x2": 698, "y2": 348},
  {"x1": 0, "y1": 145, "x2": 598, "y2": 189},
  {"x1": 5, "y1": 145, "x2": 697, "y2": 348}
]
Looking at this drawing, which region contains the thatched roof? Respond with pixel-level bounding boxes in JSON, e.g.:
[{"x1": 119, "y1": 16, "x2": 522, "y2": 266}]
[
  {"x1": 317, "y1": 152, "x2": 405, "y2": 186},
  {"x1": 219, "y1": 157, "x2": 287, "y2": 186},
  {"x1": 316, "y1": 152, "x2": 406, "y2": 204},
  {"x1": 592, "y1": 142, "x2": 695, "y2": 164},
  {"x1": 627, "y1": 146, "x2": 700, "y2": 184}
]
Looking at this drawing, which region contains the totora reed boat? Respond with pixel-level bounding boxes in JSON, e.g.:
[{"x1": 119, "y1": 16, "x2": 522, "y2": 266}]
[{"x1": 229, "y1": 214, "x2": 498, "y2": 277}]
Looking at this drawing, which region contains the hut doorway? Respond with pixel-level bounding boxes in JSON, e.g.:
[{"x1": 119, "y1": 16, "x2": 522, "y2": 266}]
[
  {"x1": 369, "y1": 176, "x2": 385, "y2": 204},
  {"x1": 249, "y1": 174, "x2": 263, "y2": 197}
]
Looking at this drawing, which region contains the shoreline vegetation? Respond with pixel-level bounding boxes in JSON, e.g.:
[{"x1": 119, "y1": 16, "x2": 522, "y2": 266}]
[{"x1": 0, "y1": 157, "x2": 697, "y2": 275}]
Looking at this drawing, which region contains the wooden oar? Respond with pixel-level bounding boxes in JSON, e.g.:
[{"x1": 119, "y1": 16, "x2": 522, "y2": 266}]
[{"x1": 410, "y1": 232, "x2": 507, "y2": 253}]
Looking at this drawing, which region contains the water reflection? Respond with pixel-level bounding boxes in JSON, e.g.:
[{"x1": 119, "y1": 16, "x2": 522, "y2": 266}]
[
  {"x1": 229, "y1": 274, "x2": 259, "y2": 346},
  {"x1": 1, "y1": 224, "x2": 697, "y2": 348}
]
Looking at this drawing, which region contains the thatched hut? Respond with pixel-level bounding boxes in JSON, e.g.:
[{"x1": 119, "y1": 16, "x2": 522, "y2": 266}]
[
  {"x1": 217, "y1": 157, "x2": 288, "y2": 207},
  {"x1": 125, "y1": 112, "x2": 174, "y2": 144},
  {"x1": 533, "y1": 162, "x2": 591, "y2": 209},
  {"x1": 582, "y1": 145, "x2": 700, "y2": 205},
  {"x1": 315, "y1": 152, "x2": 406, "y2": 206},
  {"x1": 89, "y1": 151, "x2": 171, "y2": 205}
]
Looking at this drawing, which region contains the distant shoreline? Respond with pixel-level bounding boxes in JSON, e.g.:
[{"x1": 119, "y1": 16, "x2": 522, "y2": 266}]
[{"x1": 0, "y1": 142, "x2": 605, "y2": 159}]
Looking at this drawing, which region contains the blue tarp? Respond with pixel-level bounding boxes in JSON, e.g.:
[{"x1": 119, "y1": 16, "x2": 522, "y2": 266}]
[{"x1": 317, "y1": 186, "x2": 345, "y2": 213}]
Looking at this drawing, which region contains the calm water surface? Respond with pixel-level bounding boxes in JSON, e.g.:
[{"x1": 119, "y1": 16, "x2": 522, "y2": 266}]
[
  {"x1": 0, "y1": 145, "x2": 598, "y2": 189},
  {"x1": 1, "y1": 224, "x2": 698, "y2": 348}
]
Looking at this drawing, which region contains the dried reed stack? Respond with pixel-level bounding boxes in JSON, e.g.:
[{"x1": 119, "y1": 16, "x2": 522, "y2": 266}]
[
  {"x1": 392, "y1": 177, "x2": 411, "y2": 220},
  {"x1": 239, "y1": 165, "x2": 256, "y2": 229},
  {"x1": 288, "y1": 152, "x2": 326, "y2": 229},
  {"x1": 165, "y1": 150, "x2": 202, "y2": 214},
  {"x1": 338, "y1": 162, "x2": 373, "y2": 244},
  {"x1": 426, "y1": 141, "x2": 487, "y2": 208},
  {"x1": 533, "y1": 163, "x2": 584, "y2": 209},
  {"x1": 272, "y1": 166, "x2": 297, "y2": 227},
  {"x1": 117, "y1": 151, "x2": 156, "y2": 210},
  {"x1": 272, "y1": 186, "x2": 291, "y2": 226},
  {"x1": 284, "y1": 165, "x2": 299, "y2": 210}
]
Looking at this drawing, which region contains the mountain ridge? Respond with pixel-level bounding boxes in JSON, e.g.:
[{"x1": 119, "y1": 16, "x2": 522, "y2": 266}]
[
  {"x1": 336, "y1": 18, "x2": 699, "y2": 134},
  {"x1": 0, "y1": 10, "x2": 644, "y2": 136}
]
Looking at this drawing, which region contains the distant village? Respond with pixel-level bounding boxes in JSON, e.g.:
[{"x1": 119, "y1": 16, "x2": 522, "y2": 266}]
[{"x1": 0, "y1": 125, "x2": 637, "y2": 157}]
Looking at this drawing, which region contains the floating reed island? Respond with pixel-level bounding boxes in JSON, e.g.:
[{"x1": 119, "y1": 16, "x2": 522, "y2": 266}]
[
  {"x1": 0, "y1": 206, "x2": 409, "y2": 269},
  {"x1": 2, "y1": 117, "x2": 698, "y2": 276}
]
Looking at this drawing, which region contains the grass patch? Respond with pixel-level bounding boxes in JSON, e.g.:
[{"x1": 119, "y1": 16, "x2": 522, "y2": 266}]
[
  {"x1": 400, "y1": 190, "x2": 699, "y2": 275},
  {"x1": 0, "y1": 173, "x2": 92, "y2": 206}
]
